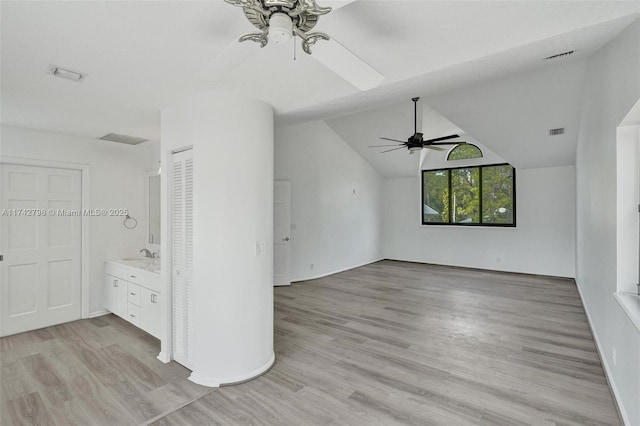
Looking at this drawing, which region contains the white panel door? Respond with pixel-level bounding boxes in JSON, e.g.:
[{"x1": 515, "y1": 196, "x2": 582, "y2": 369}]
[
  {"x1": 171, "y1": 150, "x2": 194, "y2": 369},
  {"x1": 0, "y1": 164, "x2": 82, "y2": 337},
  {"x1": 274, "y1": 181, "x2": 291, "y2": 287}
]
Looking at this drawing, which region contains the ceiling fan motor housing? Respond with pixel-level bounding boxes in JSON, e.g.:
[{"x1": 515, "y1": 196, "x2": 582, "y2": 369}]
[
  {"x1": 240, "y1": 0, "x2": 322, "y2": 34},
  {"x1": 226, "y1": 0, "x2": 331, "y2": 53}
]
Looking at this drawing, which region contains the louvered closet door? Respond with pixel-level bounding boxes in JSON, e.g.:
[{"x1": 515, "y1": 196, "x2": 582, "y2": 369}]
[{"x1": 171, "y1": 149, "x2": 194, "y2": 370}]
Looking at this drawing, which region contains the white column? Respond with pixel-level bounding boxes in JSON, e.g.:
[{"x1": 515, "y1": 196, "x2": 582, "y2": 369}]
[{"x1": 161, "y1": 91, "x2": 274, "y2": 386}]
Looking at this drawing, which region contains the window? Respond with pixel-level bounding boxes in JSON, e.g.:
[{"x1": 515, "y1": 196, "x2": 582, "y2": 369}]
[
  {"x1": 447, "y1": 144, "x2": 483, "y2": 161},
  {"x1": 422, "y1": 163, "x2": 515, "y2": 226}
]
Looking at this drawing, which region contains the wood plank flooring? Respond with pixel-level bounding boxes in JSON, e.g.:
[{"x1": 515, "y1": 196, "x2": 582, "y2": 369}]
[
  {"x1": 0, "y1": 314, "x2": 212, "y2": 425},
  {"x1": 1, "y1": 260, "x2": 620, "y2": 425}
]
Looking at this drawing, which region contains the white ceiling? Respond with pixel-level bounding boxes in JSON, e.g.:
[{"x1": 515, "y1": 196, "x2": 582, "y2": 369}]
[
  {"x1": 1, "y1": 1, "x2": 639, "y2": 171},
  {"x1": 281, "y1": 11, "x2": 639, "y2": 123},
  {"x1": 427, "y1": 58, "x2": 588, "y2": 171}
]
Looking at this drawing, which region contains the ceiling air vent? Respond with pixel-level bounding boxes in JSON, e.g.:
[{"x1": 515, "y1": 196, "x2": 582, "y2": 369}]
[
  {"x1": 47, "y1": 64, "x2": 87, "y2": 82},
  {"x1": 549, "y1": 128, "x2": 565, "y2": 136},
  {"x1": 543, "y1": 50, "x2": 575, "y2": 61},
  {"x1": 98, "y1": 133, "x2": 148, "y2": 145}
]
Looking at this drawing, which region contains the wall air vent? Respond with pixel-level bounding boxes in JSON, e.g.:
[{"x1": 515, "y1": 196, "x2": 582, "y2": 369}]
[
  {"x1": 549, "y1": 128, "x2": 565, "y2": 136},
  {"x1": 98, "y1": 133, "x2": 148, "y2": 145},
  {"x1": 543, "y1": 50, "x2": 575, "y2": 61}
]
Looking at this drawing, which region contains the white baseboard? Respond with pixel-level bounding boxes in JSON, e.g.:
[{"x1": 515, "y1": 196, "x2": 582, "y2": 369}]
[
  {"x1": 292, "y1": 258, "x2": 384, "y2": 283},
  {"x1": 188, "y1": 352, "x2": 275, "y2": 388},
  {"x1": 157, "y1": 351, "x2": 171, "y2": 364},
  {"x1": 574, "y1": 279, "x2": 630, "y2": 426},
  {"x1": 384, "y1": 257, "x2": 574, "y2": 279},
  {"x1": 88, "y1": 309, "x2": 110, "y2": 318}
]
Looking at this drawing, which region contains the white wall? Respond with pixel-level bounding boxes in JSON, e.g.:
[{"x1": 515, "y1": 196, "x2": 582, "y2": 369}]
[
  {"x1": 383, "y1": 165, "x2": 576, "y2": 277},
  {"x1": 575, "y1": 20, "x2": 640, "y2": 426},
  {"x1": 161, "y1": 91, "x2": 274, "y2": 386},
  {"x1": 616, "y1": 124, "x2": 639, "y2": 295},
  {"x1": 0, "y1": 125, "x2": 150, "y2": 315},
  {"x1": 274, "y1": 120, "x2": 383, "y2": 281}
]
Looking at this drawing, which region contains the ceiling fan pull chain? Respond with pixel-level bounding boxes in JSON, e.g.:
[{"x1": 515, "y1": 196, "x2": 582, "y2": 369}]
[{"x1": 294, "y1": 34, "x2": 297, "y2": 61}]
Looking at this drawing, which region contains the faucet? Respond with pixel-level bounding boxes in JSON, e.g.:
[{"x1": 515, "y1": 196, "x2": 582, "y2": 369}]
[{"x1": 140, "y1": 248, "x2": 153, "y2": 258}]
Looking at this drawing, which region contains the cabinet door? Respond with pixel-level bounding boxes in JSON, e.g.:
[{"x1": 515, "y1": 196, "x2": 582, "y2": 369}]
[
  {"x1": 105, "y1": 274, "x2": 119, "y2": 314},
  {"x1": 116, "y1": 278, "x2": 128, "y2": 318},
  {"x1": 141, "y1": 288, "x2": 161, "y2": 339}
]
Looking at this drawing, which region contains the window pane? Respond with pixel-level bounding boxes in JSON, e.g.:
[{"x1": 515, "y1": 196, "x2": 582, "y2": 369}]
[
  {"x1": 423, "y1": 170, "x2": 449, "y2": 223},
  {"x1": 447, "y1": 144, "x2": 483, "y2": 161},
  {"x1": 482, "y1": 165, "x2": 514, "y2": 224},
  {"x1": 451, "y1": 168, "x2": 480, "y2": 223}
]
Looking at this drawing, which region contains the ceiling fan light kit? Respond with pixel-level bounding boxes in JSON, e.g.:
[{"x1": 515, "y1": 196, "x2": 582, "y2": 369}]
[
  {"x1": 224, "y1": 0, "x2": 332, "y2": 54},
  {"x1": 268, "y1": 13, "x2": 293, "y2": 43}
]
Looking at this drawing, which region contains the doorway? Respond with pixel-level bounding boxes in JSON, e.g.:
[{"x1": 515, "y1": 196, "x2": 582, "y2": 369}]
[
  {"x1": 274, "y1": 181, "x2": 291, "y2": 287},
  {"x1": 0, "y1": 164, "x2": 82, "y2": 336}
]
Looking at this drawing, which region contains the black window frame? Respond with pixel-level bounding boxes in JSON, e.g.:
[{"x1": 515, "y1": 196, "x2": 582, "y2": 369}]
[{"x1": 421, "y1": 162, "x2": 516, "y2": 227}]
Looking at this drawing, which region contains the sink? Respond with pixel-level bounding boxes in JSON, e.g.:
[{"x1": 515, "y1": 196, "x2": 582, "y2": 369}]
[{"x1": 118, "y1": 258, "x2": 161, "y2": 274}]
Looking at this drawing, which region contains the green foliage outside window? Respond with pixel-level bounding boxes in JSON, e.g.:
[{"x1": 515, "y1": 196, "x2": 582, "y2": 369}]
[
  {"x1": 482, "y1": 165, "x2": 514, "y2": 224},
  {"x1": 447, "y1": 144, "x2": 483, "y2": 161},
  {"x1": 423, "y1": 170, "x2": 449, "y2": 223},
  {"x1": 451, "y1": 168, "x2": 480, "y2": 223},
  {"x1": 422, "y1": 164, "x2": 515, "y2": 226}
]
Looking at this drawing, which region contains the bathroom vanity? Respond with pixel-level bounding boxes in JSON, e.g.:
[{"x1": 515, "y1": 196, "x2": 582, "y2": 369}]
[{"x1": 104, "y1": 259, "x2": 163, "y2": 339}]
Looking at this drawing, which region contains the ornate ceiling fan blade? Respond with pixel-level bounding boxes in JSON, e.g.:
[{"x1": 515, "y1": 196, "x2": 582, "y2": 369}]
[
  {"x1": 423, "y1": 134, "x2": 460, "y2": 143},
  {"x1": 430, "y1": 141, "x2": 467, "y2": 145},
  {"x1": 423, "y1": 145, "x2": 446, "y2": 152},
  {"x1": 196, "y1": 40, "x2": 255, "y2": 82},
  {"x1": 381, "y1": 146, "x2": 407, "y2": 154},
  {"x1": 369, "y1": 144, "x2": 404, "y2": 147},
  {"x1": 312, "y1": 38, "x2": 384, "y2": 91},
  {"x1": 380, "y1": 137, "x2": 406, "y2": 143},
  {"x1": 323, "y1": 0, "x2": 357, "y2": 10}
]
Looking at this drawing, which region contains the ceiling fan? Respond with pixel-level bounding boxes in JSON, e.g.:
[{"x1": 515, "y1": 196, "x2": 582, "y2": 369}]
[
  {"x1": 370, "y1": 97, "x2": 466, "y2": 154},
  {"x1": 202, "y1": 0, "x2": 384, "y2": 91},
  {"x1": 224, "y1": 0, "x2": 332, "y2": 54}
]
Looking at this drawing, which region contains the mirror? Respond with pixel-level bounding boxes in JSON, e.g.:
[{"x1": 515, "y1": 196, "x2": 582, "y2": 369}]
[{"x1": 148, "y1": 174, "x2": 161, "y2": 245}]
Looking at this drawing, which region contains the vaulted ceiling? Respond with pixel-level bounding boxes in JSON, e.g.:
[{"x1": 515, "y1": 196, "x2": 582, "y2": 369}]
[
  {"x1": 327, "y1": 57, "x2": 590, "y2": 177},
  {"x1": 1, "y1": 1, "x2": 639, "y2": 176}
]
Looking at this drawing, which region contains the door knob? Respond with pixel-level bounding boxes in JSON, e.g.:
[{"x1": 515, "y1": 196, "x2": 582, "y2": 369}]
[{"x1": 282, "y1": 237, "x2": 290, "y2": 241}]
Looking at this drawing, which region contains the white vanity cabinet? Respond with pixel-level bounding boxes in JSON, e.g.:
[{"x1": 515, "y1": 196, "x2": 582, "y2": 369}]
[
  {"x1": 140, "y1": 287, "x2": 161, "y2": 338},
  {"x1": 105, "y1": 262, "x2": 128, "y2": 318},
  {"x1": 105, "y1": 261, "x2": 162, "y2": 339}
]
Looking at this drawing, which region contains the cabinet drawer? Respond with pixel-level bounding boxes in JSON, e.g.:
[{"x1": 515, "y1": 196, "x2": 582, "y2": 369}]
[
  {"x1": 127, "y1": 270, "x2": 150, "y2": 287},
  {"x1": 127, "y1": 302, "x2": 141, "y2": 326},
  {"x1": 127, "y1": 282, "x2": 141, "y2": 306},
  {"x1": 105, "y1": 262, "x2": 128, "y2": 280}
]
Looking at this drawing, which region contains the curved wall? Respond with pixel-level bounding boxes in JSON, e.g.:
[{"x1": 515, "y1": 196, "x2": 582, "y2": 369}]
[{"x1": 161, "y1": 91, "x2": 274, "y2": 386}]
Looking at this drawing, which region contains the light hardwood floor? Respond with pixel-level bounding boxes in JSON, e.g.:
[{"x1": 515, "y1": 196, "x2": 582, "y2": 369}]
[{"x1": 1, "y1": 260, "x2": 620, "y2": 425}]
